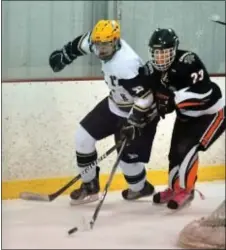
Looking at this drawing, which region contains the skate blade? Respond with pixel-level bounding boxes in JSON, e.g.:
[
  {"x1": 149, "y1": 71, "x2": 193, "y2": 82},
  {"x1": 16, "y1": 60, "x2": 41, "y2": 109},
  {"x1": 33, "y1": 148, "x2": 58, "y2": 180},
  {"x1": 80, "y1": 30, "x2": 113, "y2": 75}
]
[
  {"x1": 70, "y1": 194, "x2": 99, "y2": 206},
  {"x1": 124, "y1": 190, "x2": 155, "y2": 201},
  {"x1": 124, "y1": 195, "x2": 153, "y2": 202}
]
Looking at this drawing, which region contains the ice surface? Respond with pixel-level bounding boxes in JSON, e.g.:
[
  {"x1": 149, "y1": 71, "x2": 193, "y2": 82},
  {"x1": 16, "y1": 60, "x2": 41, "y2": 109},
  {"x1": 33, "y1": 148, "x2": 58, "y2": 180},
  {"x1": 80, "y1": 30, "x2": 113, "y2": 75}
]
[{"x1": 2, "y1": 181, "x2": 225, "y2": 249}]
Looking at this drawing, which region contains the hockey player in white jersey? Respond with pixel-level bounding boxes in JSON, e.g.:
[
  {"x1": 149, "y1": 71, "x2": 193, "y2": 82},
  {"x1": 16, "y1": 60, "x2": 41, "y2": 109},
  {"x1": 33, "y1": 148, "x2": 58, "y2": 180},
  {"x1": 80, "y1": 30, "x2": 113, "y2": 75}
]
[{"x1": 49, "y1": 20, "x2": 159, "y2": 205}]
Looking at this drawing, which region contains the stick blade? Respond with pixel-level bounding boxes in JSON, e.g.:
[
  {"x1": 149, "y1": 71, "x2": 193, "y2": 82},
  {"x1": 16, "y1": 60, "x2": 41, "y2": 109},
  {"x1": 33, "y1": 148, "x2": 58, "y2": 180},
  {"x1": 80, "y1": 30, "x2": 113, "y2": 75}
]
[{"x1": 19, "y1": 192, "x2": 50, "y2": 201}]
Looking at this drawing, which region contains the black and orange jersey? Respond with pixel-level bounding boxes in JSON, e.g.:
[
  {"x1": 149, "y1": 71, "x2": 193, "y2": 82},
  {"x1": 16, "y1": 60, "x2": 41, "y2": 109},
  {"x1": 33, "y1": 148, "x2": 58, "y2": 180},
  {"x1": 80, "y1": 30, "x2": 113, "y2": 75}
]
[{"x1": 142, "y1": 49, "x2": 224, "y2": 119}]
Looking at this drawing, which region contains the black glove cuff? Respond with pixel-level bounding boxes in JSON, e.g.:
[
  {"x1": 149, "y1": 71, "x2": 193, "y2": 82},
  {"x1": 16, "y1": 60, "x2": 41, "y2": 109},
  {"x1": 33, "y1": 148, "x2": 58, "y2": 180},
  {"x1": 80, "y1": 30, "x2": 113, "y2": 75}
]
[{"x1": 62, "y1": 42, "x2": 77, "y2": 64}]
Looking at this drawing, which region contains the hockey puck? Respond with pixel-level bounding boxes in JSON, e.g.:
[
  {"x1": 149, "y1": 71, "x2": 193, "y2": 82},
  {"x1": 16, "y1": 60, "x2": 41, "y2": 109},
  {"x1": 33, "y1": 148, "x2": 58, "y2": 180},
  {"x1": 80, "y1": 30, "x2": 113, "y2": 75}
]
[{"x1": 68, "y1": 227, "x2": 78, "y2": 235}]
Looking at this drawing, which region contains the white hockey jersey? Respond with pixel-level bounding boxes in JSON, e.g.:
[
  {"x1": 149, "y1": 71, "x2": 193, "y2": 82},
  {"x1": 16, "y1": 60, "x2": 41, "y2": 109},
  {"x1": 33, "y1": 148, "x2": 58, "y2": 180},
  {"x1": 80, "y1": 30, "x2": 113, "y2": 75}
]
[{"x1": 72, "y1": 32, "x2": 156, "y2": 118}]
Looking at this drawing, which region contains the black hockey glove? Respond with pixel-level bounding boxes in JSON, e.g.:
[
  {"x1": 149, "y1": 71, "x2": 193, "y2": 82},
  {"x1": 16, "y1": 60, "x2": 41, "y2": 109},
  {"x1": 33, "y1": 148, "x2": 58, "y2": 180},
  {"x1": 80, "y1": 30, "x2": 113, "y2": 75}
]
[
  {"x1": 120, "y1": 114, "x2": 145, "y2": 142},
  {"x1": 155, "y1": 85, "x2": 176, "y2": 119},
  {"x1": 120, "y1": 123, "x2": 141, "y2": 142},
  {"x1": 49, "y1": 42, "x2": 77, "y2": 72}
]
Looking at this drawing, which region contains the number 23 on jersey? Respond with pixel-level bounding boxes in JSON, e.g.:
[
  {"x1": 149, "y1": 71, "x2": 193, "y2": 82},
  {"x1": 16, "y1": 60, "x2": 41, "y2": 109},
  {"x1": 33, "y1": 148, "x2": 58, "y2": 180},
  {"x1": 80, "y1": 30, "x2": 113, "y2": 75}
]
[{"x1": 191, "y1": 69, "x2": 204, "y2": 84}]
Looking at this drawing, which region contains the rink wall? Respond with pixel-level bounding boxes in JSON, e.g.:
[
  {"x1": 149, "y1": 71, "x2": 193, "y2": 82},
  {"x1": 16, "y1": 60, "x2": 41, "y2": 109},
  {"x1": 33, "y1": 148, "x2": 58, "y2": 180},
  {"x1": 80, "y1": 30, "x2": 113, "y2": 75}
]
[{"x1": 2, "y1": 76, "x2": 225, "y2": 199}]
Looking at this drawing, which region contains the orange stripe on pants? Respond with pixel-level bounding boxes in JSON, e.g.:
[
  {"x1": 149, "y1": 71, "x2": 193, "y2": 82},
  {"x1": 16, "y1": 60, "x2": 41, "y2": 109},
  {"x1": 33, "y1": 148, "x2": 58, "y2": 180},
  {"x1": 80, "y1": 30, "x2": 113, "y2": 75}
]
[
  {"x1": 200, "y1": 109, "x2": 224, "y2": 148},
  {"x1": 186, "y1": 159, "x2": 199, "y2": 190}
]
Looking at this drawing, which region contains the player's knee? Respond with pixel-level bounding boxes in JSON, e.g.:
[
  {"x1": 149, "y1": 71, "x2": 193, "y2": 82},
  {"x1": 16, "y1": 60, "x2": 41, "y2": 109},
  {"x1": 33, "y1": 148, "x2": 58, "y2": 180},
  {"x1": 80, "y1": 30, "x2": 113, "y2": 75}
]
[
  {"x1": 75, "y1": 124, "x2": 96, "y2": 153},
  {"x1": 119, "y1": 161, "x2": 144, "y2": 174}
]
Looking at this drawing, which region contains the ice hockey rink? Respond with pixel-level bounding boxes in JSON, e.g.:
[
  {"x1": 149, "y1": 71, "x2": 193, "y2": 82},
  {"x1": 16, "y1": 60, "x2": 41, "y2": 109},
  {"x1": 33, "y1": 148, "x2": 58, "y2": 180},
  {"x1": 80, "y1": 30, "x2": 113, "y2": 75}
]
[{"x1": 2, "y1": 180, "x2": 225, "y2": 249}]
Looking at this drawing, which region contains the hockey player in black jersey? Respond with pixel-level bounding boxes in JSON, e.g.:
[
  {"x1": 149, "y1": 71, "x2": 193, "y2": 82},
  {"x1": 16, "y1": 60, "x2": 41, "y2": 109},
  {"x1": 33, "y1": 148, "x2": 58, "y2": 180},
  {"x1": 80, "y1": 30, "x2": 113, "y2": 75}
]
[
  {"x1": 49, "y1": 20, "x2": 159, "y2": 205},
  {"x1": 141, "y1": 28, "x2": 225, "y2": 209}
]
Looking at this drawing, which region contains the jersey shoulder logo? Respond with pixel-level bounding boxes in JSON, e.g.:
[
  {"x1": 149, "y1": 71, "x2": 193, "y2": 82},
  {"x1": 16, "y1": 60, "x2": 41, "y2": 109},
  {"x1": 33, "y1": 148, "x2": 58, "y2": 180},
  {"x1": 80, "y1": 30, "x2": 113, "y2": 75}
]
[{"x1": 179, "y1": 52, "x2": 195, "y2": 64}]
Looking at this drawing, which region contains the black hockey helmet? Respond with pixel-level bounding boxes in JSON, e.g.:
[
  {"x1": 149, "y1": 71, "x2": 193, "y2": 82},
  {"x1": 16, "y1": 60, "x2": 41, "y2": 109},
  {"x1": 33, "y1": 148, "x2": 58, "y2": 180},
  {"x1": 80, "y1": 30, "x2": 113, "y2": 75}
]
[{"x1": 148, "y1": 28, "x2": 179, "y2": 71}]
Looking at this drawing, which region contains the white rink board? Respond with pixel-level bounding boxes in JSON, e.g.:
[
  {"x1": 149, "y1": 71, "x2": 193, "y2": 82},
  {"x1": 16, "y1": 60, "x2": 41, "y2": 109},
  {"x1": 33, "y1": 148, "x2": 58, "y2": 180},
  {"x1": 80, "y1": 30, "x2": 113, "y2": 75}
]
[{"x1": 2, "y1": 77, "x2": 225, "y2": 181}]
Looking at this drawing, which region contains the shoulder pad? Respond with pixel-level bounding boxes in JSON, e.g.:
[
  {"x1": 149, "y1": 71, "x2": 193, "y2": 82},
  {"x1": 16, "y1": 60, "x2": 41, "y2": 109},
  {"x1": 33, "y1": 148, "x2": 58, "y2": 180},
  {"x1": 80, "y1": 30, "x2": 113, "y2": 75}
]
[{"x1": 179, "y1": 52, "x2": 196, "y2": 64}]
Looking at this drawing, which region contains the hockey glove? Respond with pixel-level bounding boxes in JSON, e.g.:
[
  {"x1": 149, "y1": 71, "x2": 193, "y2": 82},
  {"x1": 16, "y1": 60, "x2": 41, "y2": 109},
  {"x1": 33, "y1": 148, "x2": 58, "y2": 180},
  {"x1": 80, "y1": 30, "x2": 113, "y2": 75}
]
[
  {"x1": 120, "y1": 123, "x2": 142, "y2": 142},
  {"x1": 155, "y1": 86, "x2": 175, "y2": 119},
  {"x1": 120, "y1": 114, "x2": 145, "y2": 142},
  {"x1": 49, "y1": 42, "x2": 77, "y2": 72}
]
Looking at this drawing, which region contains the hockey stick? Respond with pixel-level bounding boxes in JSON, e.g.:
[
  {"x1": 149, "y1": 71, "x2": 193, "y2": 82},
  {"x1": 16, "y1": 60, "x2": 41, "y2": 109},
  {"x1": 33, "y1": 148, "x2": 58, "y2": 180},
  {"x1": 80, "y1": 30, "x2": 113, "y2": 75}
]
[
  {"x1": 68, "y1": 138, "x2": 128, "y2": 234},
  {"x1": 19, "y1": 143, "x2": 119, "y2": 202},
  {"x1": 211, "y1": 20, "x2": 226, "y2": 25}
]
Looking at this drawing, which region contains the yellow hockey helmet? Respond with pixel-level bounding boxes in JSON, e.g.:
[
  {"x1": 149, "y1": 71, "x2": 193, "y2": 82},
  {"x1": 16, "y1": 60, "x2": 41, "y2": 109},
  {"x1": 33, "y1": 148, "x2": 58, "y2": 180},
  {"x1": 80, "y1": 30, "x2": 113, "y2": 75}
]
[{"x1": 91, "y1": 20, "x2": 120, "y2": 43}]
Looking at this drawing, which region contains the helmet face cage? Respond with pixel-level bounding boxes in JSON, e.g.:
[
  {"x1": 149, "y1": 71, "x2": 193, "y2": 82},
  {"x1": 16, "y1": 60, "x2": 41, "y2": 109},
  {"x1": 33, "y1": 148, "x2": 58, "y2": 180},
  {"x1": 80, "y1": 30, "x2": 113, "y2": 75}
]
[
  {"x1": 149, "y1": 46, "x2": 177, "y2": 71},
  {"x1": 148, "y1": 28, "x2": 179, "y2": 71},
  {"x1": 92, "y1": 40, "x2": 117, "y2": 60}
]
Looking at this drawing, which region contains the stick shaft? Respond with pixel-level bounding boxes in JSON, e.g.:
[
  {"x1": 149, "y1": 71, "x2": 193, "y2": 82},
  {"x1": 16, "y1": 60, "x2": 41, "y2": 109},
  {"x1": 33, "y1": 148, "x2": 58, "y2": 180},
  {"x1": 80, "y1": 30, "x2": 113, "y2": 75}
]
[
  {"x1": 90, "y1": 139, "x2": 127, "y2": 228},
  {"x1": 20, "y1": 143, "x2": 119, "y2": 201}
]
